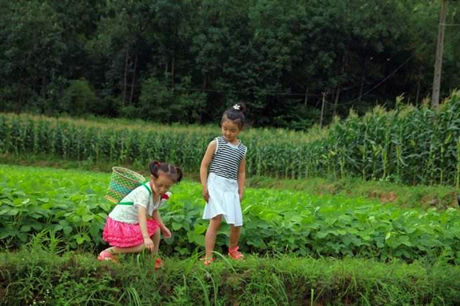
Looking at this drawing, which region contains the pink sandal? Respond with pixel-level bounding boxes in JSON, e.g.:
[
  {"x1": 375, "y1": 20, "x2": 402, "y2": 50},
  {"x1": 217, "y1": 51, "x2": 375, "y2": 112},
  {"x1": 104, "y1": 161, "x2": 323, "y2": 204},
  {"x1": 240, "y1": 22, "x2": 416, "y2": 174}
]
[
  {"x1": 228, "y1": 246, "x2": 244, "y2": 260},
  {"x1": 97, "y1": 250, "x2": 118, "y2": 262}
]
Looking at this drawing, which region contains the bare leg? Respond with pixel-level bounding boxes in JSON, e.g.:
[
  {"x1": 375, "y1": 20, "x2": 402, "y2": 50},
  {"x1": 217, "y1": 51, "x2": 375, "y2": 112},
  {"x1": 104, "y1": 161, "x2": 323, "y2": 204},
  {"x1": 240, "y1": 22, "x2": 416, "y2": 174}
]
[
  {"x1": 106, "y1": 244, "x2": 145, "y2": 254},
  {"x1": 205, "y1": 215, "x2": 222, "y2": 259},
  {"x1": 229, "y1": 225, "x2": 241, "y2": 249},
  {"x1": 152, "y1": 229, "x2": 160, "y2": 254},
  {"x1": 105, "y1": 229, "x2": 161, "y2": 255}
]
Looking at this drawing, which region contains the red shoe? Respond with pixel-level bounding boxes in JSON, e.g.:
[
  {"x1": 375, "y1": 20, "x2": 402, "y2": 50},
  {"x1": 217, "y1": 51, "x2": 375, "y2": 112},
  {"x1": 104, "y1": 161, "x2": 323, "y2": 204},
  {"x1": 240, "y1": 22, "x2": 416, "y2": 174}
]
[
  {"x1": 97, "y1": 250, "x2": 118, "y2": 263},
  {"x1": 228, "y1": 246, "x2": 244, "y2": 260},
  {"x1": 154, "y1": 258, "x2": 163, "y2": 269}
]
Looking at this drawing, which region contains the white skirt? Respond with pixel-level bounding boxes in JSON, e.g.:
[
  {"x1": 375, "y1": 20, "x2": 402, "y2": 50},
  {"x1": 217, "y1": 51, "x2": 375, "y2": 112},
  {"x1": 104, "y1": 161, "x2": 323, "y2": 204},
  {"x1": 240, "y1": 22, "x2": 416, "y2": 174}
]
[{"x1": 202, "y1": 173, "x2": 243, "y2": 226}]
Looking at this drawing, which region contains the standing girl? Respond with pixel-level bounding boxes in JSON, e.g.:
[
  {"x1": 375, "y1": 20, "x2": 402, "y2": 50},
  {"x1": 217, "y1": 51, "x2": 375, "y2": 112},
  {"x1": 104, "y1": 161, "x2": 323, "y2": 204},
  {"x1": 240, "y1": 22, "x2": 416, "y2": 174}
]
[
  {"x1": 98, "y1": 161, "x2": 182, "y2": 266},
  {"x1": 200, "y1": 103, "x2": 247, "y2": 265}
]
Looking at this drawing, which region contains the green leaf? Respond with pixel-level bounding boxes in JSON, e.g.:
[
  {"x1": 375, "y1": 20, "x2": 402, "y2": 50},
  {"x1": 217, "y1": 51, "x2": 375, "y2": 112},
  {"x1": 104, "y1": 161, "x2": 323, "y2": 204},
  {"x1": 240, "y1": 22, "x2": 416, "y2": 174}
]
[
  {"x1": 63, "y1": 226, "x2": 73, "y2": 236},
  {"x1": 82, "y1": 215, "x2": 94, "y2": 222},
  {"x1": 75, "y1": 233, "x2": 90, "y2": 245},
  {"x1": 21, "y1": 199, "x2": 30, "y2": 205},
  {"x1": 6, "y1": 208, "x2": 19, "y2": 216},
  {"x1": 193, "y1": 224, "x2": 207, "y2": 234},
  {"x1": 20, "y1": 225, "x2": 31, "y2": 232},
  {"x1": 187, "y1": 231, "x2": 204, "y2": 246},
  {"x1": 172, "y1": 222, "x2": 182, "y2": 231}
]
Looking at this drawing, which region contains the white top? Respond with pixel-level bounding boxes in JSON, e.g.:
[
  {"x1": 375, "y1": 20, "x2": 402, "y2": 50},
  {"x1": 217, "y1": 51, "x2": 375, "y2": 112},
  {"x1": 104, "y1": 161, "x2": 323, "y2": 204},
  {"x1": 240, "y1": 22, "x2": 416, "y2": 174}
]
[{"x1": 108, "y1": 182, "x2": 170, "y2": 224}]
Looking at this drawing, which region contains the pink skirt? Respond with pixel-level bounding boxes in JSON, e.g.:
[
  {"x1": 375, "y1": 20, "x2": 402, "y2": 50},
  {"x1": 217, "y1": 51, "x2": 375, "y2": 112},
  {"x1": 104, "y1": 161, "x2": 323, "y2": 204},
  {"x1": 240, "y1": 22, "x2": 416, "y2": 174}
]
[{"x1": 102, "y1": 217, "x2": 160, "y2": 248}]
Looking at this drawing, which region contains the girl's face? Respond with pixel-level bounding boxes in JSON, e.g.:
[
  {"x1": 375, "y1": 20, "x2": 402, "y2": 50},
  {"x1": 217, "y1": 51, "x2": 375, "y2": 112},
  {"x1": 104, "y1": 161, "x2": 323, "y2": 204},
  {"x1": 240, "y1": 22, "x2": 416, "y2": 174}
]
[
  {"x1": 221, "y1": 119, "x2": 241, "y2": 143},
  {"x1": 151, "y1": 172, "x2": 174, "y2": 196}
]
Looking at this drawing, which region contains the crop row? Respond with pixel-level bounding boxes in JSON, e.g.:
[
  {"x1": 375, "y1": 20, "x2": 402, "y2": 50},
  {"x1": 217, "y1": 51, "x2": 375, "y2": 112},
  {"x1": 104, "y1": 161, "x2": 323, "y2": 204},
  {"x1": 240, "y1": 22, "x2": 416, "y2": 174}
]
[
  {"x1": 1, "y1": 92, "x2": 459, "y2": 185},
  {"x1": 1, "y1": 165, "x2": 460, "y2": 262}
]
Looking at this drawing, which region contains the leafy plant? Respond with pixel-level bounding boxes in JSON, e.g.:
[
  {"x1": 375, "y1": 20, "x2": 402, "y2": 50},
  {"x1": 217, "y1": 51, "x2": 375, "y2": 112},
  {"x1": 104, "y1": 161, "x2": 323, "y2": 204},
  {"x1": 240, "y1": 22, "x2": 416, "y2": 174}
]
[{"x1": 2, "y1": 164, "x2": 460, "y2": 263}]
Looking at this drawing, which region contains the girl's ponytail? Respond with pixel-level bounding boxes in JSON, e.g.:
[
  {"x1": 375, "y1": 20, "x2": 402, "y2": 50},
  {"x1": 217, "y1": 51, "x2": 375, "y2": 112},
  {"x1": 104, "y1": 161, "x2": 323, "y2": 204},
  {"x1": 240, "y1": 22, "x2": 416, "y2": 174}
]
[
  {"x1": 149, "y1": 160, "x2": 161, "y2": 178},
  {"x1": 149, "y1": 161, "x2": 183, "y2": 183},
  {"x1": 174, "y1": 166, "x2": 183, "y2": 183}
]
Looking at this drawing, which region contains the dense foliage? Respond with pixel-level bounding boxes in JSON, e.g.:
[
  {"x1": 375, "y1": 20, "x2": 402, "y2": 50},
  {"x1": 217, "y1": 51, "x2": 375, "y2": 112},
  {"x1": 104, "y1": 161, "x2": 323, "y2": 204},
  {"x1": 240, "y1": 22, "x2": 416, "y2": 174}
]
[
  {"x1": 1, "y1": 91, "x2": 459, "y2": 185},
  {"x1": 2, "y1": 165, "x2": 460, "y2": 263},
  {"x1": 1, "y1": 0, "x2": 459, "y2": 128}
]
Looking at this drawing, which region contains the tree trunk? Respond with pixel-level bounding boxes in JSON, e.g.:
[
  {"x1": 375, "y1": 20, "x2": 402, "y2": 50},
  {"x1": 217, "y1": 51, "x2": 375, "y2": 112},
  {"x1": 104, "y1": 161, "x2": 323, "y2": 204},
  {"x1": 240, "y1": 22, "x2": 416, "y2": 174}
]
[
  {"x1": 16, "y1": 83, "x2": 23, "y2": 114},
  {"x1": 431, "y1": 0, "x2": 448, "y2": 109},
  {"x1": 171, "y1": 55, "x2": 175, "y2": 89},
  {"x1": 320, "y1": 92, "x2": 327, "y2": 128},
  {"x1": 122, "y1": 49, "x2": 129, "y2": 106},
  {"x1": 41, "y1": 75, "x2": 47, "y2": 99},
  {"x1": 129, "y1": 54, "x2": 138, "y2": 104},
  {"x1": 415, "y1": 75, "x2": 421, "y2": 105},
  {"x1": 203, "y1": 75, "x2": 207, "y2": 90},
  {"x1": 304, "y1": 87, "x2": 308, "y2": 107},
  {"x1": 333, "y1": 86, "x2": 341, "y2": 117},
  {"x1": 334, "y1": 54, "x2": 345, "y2": 115},
  {"x1": 359, "y1": 63, "x2": 366, "y2": 102}
]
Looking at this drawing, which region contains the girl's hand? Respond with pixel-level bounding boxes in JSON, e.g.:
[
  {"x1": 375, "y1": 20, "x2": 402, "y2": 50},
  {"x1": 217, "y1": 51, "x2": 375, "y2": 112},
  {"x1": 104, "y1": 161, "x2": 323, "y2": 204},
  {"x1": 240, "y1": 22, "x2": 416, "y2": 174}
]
[
  {"x1": 202, "y1": 187, "x2": 210, "y2": 202},
  {"x1": 144, "y1": 237, "x2": 154, "y2": 251},
  {"x1": 239, "y1": 190, "x2": 244, "y2": 201},
  {"x1": 161, "y1": 226, "x2": 172, "y2": 239}
]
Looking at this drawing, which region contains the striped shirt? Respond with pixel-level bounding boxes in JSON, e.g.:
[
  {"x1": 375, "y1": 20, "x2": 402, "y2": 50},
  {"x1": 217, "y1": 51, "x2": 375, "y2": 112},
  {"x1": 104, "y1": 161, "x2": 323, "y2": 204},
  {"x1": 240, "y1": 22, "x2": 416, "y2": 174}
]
[{"x1": 209, "y1": 136, "x2": 247, "y2": 180}]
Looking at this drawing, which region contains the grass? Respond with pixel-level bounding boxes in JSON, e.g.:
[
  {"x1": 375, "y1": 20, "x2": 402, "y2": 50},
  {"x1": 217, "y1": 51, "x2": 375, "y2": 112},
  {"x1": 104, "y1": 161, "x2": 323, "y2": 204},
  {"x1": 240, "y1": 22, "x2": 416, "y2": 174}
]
[
  {"x1": 1, "y1": 245, "x2": 460, "y2": 305},
  {"x1": 246, "y1": 175, "x2": 460, "y2": 210}
]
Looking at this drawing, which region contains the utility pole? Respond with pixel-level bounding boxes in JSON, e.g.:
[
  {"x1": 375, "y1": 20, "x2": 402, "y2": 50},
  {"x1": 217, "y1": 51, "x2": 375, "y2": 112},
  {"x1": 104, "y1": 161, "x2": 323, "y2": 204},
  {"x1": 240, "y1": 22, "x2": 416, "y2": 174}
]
[{"x1": 431, "y1": 0, "x2": 448, "y2": 109}]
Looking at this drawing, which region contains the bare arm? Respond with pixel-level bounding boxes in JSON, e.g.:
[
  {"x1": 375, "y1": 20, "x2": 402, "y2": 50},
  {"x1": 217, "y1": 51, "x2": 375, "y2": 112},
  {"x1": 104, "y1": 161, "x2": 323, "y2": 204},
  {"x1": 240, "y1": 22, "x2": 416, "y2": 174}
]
[
  {"x1": 138, "y1": 206, "x2": 154, "y2": 250},
  {"x1": 200, "y1": 140, "x2": 216, "y2": 202},
  {"x1": 238, "y1": 158, "x2": 246, "y2": 201},
  {"x1": 153, "y1": 209, "x2": 171, "y2": 238},
  {"x1": 152, "y1": 209, "x2": 163, "y2": 228}
]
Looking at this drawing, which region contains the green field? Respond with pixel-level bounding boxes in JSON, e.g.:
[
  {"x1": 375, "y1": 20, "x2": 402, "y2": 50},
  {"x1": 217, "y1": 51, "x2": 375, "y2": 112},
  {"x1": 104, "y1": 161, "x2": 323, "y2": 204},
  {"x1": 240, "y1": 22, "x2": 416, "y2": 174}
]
[
  {"x1": 1, "y1": 94, "x2": 460, "y2": 304},
  {"x1": 2, "y1": 164, "x2": 460, "y2": 262},
  {"x1": 2, "y1": 164, "x2": 460, "y2": 304}
]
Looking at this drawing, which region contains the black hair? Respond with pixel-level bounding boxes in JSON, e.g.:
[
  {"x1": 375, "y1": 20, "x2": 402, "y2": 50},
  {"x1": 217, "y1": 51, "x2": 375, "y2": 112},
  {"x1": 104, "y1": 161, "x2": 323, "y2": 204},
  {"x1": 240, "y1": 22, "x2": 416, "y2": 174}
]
[
  {"x1": 221, "y1": 102, "x2": 246, "y2": 129},
  {"x1": 149, "y1": 161, "x2": 183, "y2": 183}
]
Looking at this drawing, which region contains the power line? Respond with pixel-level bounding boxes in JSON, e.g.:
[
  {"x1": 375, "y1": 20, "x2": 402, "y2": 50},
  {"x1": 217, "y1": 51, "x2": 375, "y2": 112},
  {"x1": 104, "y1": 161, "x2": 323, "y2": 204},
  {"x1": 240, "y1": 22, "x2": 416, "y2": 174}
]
[
  {"x1": 352, "y1": 54, "x2": 415, "y2": 100},
  {"x1": 319, "y1": 54, "x2": 415, "y2": 107},
  {"x1": 440, "y1": 23, "x2": 460, "y2": 26},
  {"x1": 171, "y1": 53, "x2": 416, "y2": 105}
]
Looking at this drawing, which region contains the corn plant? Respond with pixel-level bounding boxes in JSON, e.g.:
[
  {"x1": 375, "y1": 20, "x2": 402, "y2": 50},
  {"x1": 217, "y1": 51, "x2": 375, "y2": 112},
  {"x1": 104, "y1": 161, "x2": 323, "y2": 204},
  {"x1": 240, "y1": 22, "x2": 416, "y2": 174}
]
[{"x1": 0, "y1": 91, "x2": 459, "y2": 185}]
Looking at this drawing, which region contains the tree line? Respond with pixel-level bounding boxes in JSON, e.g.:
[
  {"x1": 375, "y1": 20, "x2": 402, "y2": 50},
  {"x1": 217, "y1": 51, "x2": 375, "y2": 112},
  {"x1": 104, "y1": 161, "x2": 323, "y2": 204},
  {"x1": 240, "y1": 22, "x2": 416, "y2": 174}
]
[{"x1": 1, "y1": 0, "x2": 459, "y2": 129}]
